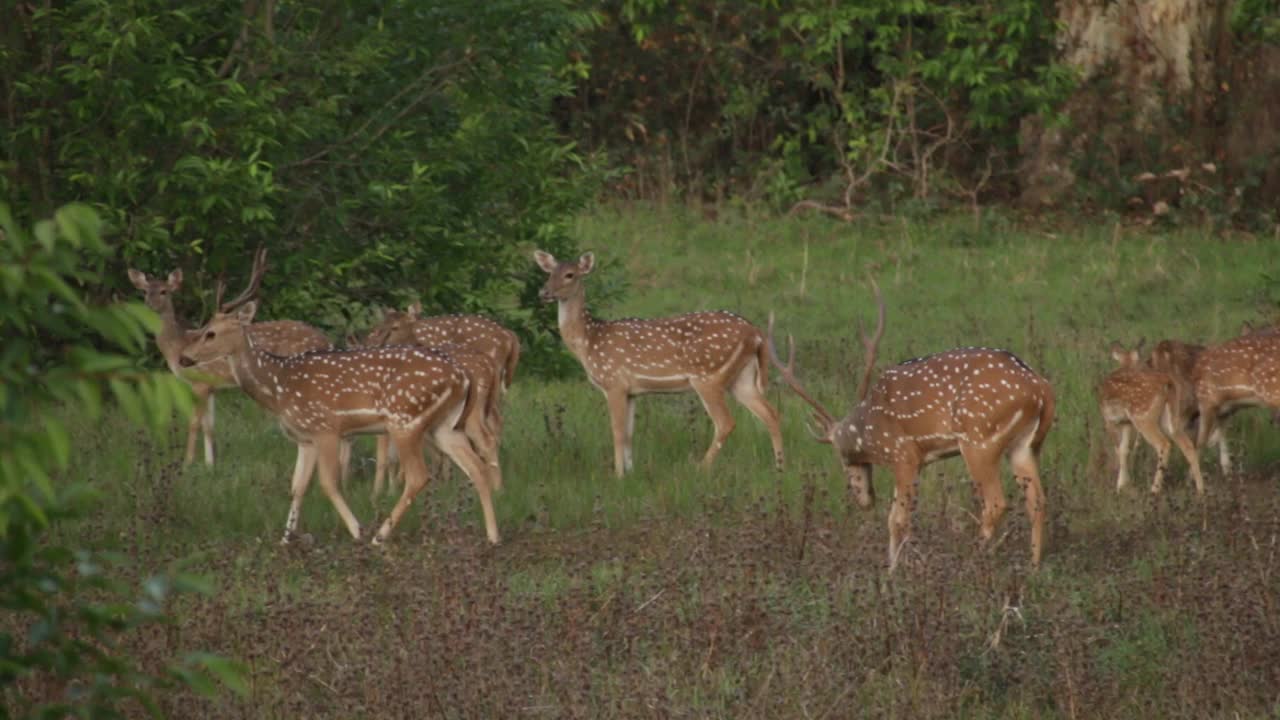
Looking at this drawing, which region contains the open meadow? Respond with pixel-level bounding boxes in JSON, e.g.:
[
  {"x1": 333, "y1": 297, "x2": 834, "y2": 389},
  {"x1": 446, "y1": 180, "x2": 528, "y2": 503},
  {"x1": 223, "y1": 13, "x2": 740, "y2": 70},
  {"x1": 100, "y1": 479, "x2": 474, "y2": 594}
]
[{"x1": 47, "y1": 207, "x2": 1280, "y2": 718}]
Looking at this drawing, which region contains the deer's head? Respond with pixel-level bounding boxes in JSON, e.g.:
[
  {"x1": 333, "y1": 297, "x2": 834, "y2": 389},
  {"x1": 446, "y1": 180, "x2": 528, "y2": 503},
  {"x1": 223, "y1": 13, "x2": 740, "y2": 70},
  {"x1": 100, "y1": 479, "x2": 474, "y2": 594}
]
[
  {"x1": 1109, "y1": 340, "x2": 1143, "y2": 369},
  {"x1": 180, "y1": 301, "x2": 257, "y2": 369},
  {"x1": 768, "y1": 279, "x2": 885, "y2": 510},
  {"x1": 365, "y1": 303, "x2": 424, "y2": 346},
  {"x1": 127, "y1": 268, "x2": 182, "y2": 314},
  {"x1": 534, "y1": 250, "x2": 595, "y2": 303}
]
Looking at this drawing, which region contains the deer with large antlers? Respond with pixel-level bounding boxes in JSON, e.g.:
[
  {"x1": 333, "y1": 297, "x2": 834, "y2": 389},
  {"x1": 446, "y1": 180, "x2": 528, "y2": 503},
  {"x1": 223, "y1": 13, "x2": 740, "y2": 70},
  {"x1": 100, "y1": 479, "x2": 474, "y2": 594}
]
[
  {"x1": 127, "y1": 248, "x2": 332, "y2": 465},
  {"x1": 360, "y1": 303, "x2": 518, "y2": 496},
  {"x1": 1099, "y1": 341, "x2": 1204, "y2": 494},
  {"x1": 768, "y1": 280, "x2": 1053, "y2": 570},
  {"x1": 1181, "y1": 331, "x2": 1280, "y2": 478},
  {"x1": 534, "y1": 250, "x2": 784, "y2": 477},
  {"x1": 179, "y1": 301, "x2": 500, "y2": 545}
]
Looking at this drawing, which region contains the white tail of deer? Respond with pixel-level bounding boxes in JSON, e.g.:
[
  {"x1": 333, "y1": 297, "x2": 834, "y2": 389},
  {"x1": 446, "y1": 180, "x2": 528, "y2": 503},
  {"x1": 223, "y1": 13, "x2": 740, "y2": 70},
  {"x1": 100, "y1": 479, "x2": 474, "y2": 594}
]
[
  {"x1": 1184, "y1": 331, "x2": 1280, "y2": 478},
  {"x1": 361, "y1": 304, "x2": 518, "y2": 497},
  {"x1": 126, "y1": 248, "x2": 331, "y2": 465},
  {"x1": 534, "y1": 250, "x2": 783, "y2": 477},
  {"x1": 179, "y1": 301, "x2": 500, "y2": 546},
  {"x1": 768, "y1": 279, "x2": 1053, "y2": 571},
  {"x1": 1099, "y1": 341, "x2": 1204, "y2": 494}
]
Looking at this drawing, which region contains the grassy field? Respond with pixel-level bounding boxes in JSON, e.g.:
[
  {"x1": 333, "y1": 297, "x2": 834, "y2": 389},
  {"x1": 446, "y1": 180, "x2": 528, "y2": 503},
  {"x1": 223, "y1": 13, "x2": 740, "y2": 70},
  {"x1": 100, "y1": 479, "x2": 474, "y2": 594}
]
[{"x1": 41, "y1": 206, "x2": 1280, "y2": 717}]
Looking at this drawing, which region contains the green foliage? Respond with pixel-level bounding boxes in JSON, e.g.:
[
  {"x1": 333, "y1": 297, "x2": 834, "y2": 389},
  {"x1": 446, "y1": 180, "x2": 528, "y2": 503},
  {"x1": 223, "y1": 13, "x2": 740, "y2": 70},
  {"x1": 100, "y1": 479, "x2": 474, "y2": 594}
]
[
  {"x1": 0, "y1": 203, "x2": 245, "y2": 717},
  {"x1": 562, "y1": 0, "x2": 1073, "y2": 208},
  {"x1": 1231, "y1": 0, "x2": 1280, "y2": 45},
  {"x1": 1, "y1": 0, "x2": 598, "y2": 372}
]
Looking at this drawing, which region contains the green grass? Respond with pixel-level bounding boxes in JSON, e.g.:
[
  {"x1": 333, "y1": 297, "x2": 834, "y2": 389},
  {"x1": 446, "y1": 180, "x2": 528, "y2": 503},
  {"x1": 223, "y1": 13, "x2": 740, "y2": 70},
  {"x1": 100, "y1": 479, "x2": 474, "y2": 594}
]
[{"x1": 40, "y1": 206, "x2": 1280, "y2": 718}]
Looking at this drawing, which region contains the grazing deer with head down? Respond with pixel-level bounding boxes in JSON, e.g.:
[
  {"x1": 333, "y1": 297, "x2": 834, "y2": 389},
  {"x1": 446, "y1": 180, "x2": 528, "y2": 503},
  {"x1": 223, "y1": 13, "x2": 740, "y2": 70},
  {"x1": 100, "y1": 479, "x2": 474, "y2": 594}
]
[
  {"x1": 1184, "y1": 331, "x2": 1280, "y2": 478},
  {"x1": 180, "y1": 300, "x2": 499, "y2": 545},
  {"x1": 533, "y1": 250, "x2": 784, "y2": 477},
  {"x1": 127, "y1": 248, "x2": 332, "y2": 465},
  {"x1": 768, "y1": 280, "x2": 1053, "y2": 571},
  {"x1": 1099, "y1": 341, "x2": 1204, "y2": 494},
  {"x1": 1148, "y1": 339, "x2": 1234, "y2": 475},
  {"x1": 361, "y1": 303, "x2": 517, "y2": 496}
]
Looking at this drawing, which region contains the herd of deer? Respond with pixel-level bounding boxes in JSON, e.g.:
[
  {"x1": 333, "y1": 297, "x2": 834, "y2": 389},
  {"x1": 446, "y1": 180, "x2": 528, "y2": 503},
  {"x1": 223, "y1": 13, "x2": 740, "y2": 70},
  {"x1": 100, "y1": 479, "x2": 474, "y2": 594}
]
[{"x1": 126, "y1": 248, "x2": 1280, "y2": 572}]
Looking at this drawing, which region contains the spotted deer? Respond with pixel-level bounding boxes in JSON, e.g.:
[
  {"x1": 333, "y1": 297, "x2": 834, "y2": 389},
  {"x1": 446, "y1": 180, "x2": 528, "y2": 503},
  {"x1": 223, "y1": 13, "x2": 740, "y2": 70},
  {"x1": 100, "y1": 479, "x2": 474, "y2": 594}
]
[
  {"x1": 1185, "y1": 331, "x2": 1280, "y2": 477},
  {"x1": 1099, "y1": 341, "x2": 1204, "y2": 494},
  {"x1": 533, "y1": 250, "x2": 784, "y2": 477},
  {"x1": 127, "y1": 248, "x2": 332, "y2": 465},
  {"x1": 1240, "y1": 321, "x2": 1280, "y2": 425},
  {"x1": 1148, "y1": 339, "x2": 1233, "y2": 475},
  {"x1": 361, "y1": 304, "x2": 517, "y2": 496},
  {"x1": 179, "y1": 301, "x2": 500, "y2": 545},
  {"x1": 767, "y1": 280, "x2": 1053, "y2": 571}
]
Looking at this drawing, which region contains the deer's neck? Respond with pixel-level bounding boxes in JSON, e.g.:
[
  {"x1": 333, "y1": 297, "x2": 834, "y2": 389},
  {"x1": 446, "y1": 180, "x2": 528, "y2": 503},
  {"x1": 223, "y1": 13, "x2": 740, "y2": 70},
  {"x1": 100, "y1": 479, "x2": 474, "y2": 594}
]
[
  {"x1": 555, "y1": 291, "x2": 595, "y2": 362},
  {"x1": 154, "y1": 305, "x2": 192, "y2": 371},
  {"x1": 226, "y1": 333, "x2": 286, "y2": 414},
  {"x1": 838, "y1": 403, "x2": 880, "y2": 463}
]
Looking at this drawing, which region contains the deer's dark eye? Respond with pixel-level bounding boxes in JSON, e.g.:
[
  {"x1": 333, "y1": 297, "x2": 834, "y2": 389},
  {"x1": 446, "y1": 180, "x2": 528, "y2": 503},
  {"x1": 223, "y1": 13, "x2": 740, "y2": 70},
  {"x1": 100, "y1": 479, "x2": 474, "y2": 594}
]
[
  {"x1": 205, "y1": 331, "x2": 216, "y2": 340},
  {"x1": 565, "y1": 272, "x2": 575, "y2": 280}
]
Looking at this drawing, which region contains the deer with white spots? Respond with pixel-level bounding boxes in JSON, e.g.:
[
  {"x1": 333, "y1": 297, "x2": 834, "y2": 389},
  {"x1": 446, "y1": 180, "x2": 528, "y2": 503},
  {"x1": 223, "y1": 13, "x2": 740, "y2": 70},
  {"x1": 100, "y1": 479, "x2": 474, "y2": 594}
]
[
  {"x1": 179, "y1": 301, "x2": 500, "y2": 546},
  {"x1": 361, "y1": 303, "x2": 519, "y2": 496},
  {"x1": 534, "y1": 250, "x2": 784, "y2": 477},
  {"x1": 126, "y1": 248, "x2": 332, "y2": 466},
  {"x1": 1146, "y1": 338, "x2": 1232, "y2": 475},
  {"x1": 1098, "y1": 341, "x2": 1204, "y2": 494},
  {"x1": 1181, "y1": 331, "x2": 1280, "y2": 479},
  {"x1": 767, "y1": 280, "x2": 1053, "y2": 571}
]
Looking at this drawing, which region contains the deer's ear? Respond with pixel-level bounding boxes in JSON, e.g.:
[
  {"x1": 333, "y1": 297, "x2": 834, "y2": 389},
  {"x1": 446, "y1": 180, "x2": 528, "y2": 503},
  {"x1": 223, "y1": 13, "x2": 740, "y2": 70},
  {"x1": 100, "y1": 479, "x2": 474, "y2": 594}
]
[
  {"x1": 236, "y1": 300, "x2": 258, "y2": 324},
  {"x1": 1109, "y1": 341, "x2": 1126, "y2": 363},
  {"x1": 127, "y1": 269, "x2": 149, "y2": 290},
  {"x1": 533, "y1": 250, "x2": 557, "y2": 273},
  {"x1": 578, "y1": 251, "x2": 596, "y2": 275},
  {"x1": 407, "y1": 301, "x2": 423, "y2": 318},
  {"x1": 166, "y1": 269, "x2": 183, "y2": 290}
]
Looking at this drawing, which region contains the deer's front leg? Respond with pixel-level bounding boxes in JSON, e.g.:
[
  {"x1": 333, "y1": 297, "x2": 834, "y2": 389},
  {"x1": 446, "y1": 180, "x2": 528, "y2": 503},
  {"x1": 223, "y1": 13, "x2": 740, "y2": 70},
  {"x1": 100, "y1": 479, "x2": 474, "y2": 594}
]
[
  {"x1": 314, "y1": 435, "x2": 363, "y2": 541},
  {"x1": 186, "y1": 384, "x2": 211, "y2": 466},
  {"x1": 605, "y1": 388, "x2": 632, "y2": 477},
  {"x1": 887, "y1": 461, "x2": 920, "y2": 572},
  {"x1": 1111, "y1": 423, "x2": 1133, "y2": 491},
  {"x1": 282, "y1": 443, "x2": 318, "y2": 544}
]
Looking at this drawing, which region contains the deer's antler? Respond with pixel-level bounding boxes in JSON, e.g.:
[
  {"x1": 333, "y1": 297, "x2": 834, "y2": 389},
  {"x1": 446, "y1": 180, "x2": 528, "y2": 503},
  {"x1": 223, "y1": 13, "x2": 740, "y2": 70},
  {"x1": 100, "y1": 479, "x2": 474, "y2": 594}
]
[
  {"x1": 767, "y1": 312, "x2": 836, "y2": 443},
  {"x1": 218, "y1": 246, "x2": 268, "y2": 313},
  {"x1": 855, "y1": 276, "x2": 886, "y2": 403}
]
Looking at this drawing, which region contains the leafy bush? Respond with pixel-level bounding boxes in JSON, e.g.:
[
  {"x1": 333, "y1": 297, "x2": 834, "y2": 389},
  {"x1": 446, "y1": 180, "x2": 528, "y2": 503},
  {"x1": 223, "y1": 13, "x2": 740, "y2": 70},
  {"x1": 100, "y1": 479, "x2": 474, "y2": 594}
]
[
  {"x1": 0, "y1": 203, "x2": 245, "y2": 717},
  {"x1": 1, "y1": 0, "x2": 598, "y2": 373},
  {"x1": 560, "y1": 0, "x2": 1073, "y2": 211}
]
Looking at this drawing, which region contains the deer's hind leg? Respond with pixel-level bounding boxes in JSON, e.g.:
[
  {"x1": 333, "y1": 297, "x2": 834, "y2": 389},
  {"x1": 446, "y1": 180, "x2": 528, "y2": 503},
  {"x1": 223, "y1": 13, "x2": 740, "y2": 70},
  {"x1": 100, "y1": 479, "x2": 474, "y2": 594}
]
[
  {"x1": 692, "y1": 379, "x2": 736, "y2": 471},
  {"x1": 729, "y1": 356, "x2": 784, "y2": 471},
  {"x1": 433, "y1": 424, "x2": 500, "y2": 545},
  {"x1": 1131, "y1": 411, "x2": 1172, "y2": 494},
  {"x1": 374, "y1": 430, "x2": 431, "y2": 545},
  {"x1": 1008, "y1": 433, "x2": 1046, "y2": 568},
  {"x1": 961, "y1": 444, "x2": 1007, "y2": 543}
]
